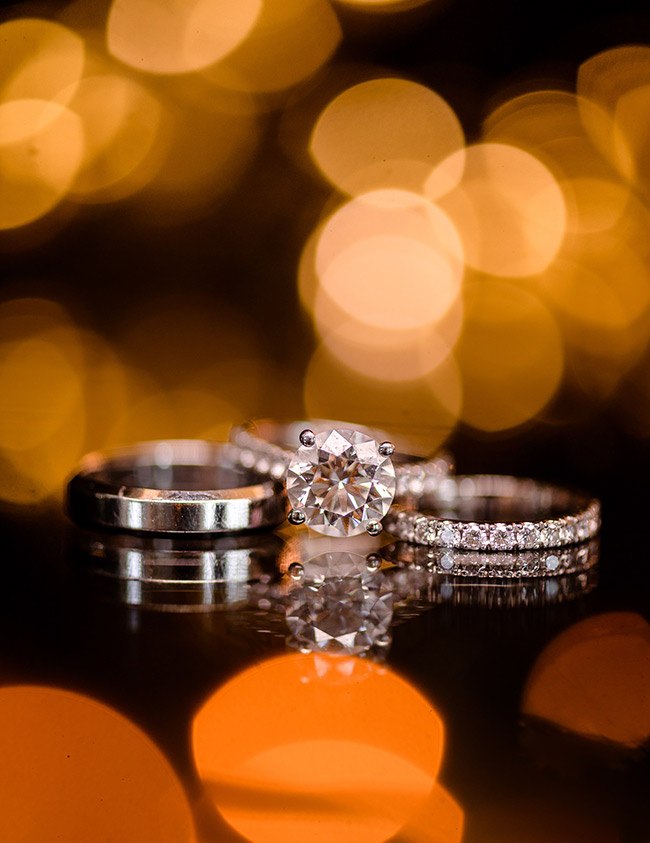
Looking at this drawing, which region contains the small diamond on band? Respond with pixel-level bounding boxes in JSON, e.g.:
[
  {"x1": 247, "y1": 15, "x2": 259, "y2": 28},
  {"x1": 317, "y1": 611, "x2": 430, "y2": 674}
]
[{"x1": 383, "y1": 475, "x2": 601, "y2": 553}]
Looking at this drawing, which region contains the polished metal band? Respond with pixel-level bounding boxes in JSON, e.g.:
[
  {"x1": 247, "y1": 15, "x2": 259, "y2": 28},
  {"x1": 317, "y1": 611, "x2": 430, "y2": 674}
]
[
  {"x1": 230, "y1": 419, "x2": 454, "y2": 496},
  {"x1": 66, "y1": 439, "x2": 286, "y2": 534},
  {"x1": 384, "y1": 475, "x2": 601, "y2": 551}
]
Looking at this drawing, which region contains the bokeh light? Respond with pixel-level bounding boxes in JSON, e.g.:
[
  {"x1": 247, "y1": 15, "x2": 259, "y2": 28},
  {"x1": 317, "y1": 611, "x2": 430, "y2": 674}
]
[
  {"x1": 304, "y1": 345, "x2": 461, "y2": 455},
  {"x1": 481, "y1": 81, "x2": 650, "y2": 419},
  {"x1": 577, "y1": 46, "x2": 650, "y2": 181},
  {"x1": 0, "y1": 99, "x2": 84, "y2": 229},
  {"x1": 614, "y1": 81, "x2": 650, "y2": 194},
  {"x1": 202, "y1": 0, "x2": 342, "y2": 95},
  {"x1": 456, "y1": 279, "x2": 563, "y2": 431},
  {"x1": 320, "y1": 233, "x2": 458, "y2": 331},
  {"x1": 310, "y1": 78, "x2": 464, "y2": 195},
  {"x1": 0, "y1": 295, "x2": 259, "y2": 506},
  {"x1": 0, "y1": 18, "x2": 88, "y2": 227},
  {"x1": 522, "y1": 611, "x2": 650, "y2": 747},
  {"x1": 538, "y1": 238, "x2": 650, "y2": 333},
  {"x1": 312, "y1": 190, "x2": 463, "y2": 331},
  {"x1": 313, "y1": 288, "x2": 463, "y2": 382},
  {"x1": 66, "y1": 73, "x2": 163, "y2": 201},
  {"x1": 0, "y1": 685, "x2": 195, "y2": 841},
  {"x1": 0, "y1": 335, "x2": 82, "y2": 452},
  {"x1": 0, "y1": 298, "x2": 87, "y2": 503},
  {"x1": 132, "y1": 79, "x2": 260, "y2": 222},
  {"x1": 431, "y1": 143, "x2": 567, "y2": 277},
  {"x1": 107, "y1": 0, "x2": 262, "y2": 75},
  {"x1": 193, "y1": 653, "x2": 449, "y2": 843},
  {"x1": 0, "y1": 18, "x2": 85, "y2": 106},
  {"x1": 483, "y1": 90, "x2": 630, "y2": 235},
  {"x1": 397, "y1": 783, "x2": 464, "y2": 843}
]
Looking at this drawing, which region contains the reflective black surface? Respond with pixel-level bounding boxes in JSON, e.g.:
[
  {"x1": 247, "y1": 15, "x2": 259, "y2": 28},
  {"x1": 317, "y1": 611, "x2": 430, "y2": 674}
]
[
  {"x1": 3, "y1": 0, "x2": 650, "y2": 838},
  {"x1": 3, "y1": 445, "x2": 650, "y2": 842}
]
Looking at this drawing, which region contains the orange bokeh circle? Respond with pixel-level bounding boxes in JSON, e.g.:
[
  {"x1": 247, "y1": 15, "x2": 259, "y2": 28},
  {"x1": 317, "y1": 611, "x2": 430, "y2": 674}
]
[
  {"x1": 193, "y1": 653, "x2": 445, "y2": 843},
  {"x1": 0, "y1": 685, "x2": 195, "y2": 842}
]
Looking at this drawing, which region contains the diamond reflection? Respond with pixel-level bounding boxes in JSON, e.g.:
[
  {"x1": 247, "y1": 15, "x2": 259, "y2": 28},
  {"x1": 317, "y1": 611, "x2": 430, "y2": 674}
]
[
  {"x1": 241, "y1": 535, "x2": 601, "y2": 660},
  {"x1": 285, "y1": 551, "x2": 394, "y2": 656}
]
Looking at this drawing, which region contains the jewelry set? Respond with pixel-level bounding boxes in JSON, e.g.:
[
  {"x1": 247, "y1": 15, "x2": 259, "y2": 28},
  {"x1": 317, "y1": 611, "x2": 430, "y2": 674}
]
[{"x1": 67, "y1": 420, "x2": 601, "y2": 580}]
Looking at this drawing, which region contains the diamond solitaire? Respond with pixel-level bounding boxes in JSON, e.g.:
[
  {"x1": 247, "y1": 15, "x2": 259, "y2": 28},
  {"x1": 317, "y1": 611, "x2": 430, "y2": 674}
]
[{"x1": 286, "y1": 428, "x2": 397, "y2": 537}]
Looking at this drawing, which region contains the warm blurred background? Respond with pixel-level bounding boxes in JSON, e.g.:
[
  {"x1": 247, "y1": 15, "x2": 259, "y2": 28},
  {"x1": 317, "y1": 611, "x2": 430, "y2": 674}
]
[
  {"x1": 3, "y1": 0, "x2": 650, "y2": 509},
  {"x1": 5, "y1": 6, "x2": 650, "y2": 839}
]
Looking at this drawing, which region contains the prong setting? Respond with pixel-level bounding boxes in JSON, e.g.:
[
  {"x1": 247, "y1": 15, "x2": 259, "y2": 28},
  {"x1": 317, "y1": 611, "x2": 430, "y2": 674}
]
[
  {"x1": 288, "y1": 562, "x2": 304, "y2": 580},
  {"x1": 365, "y1": 553, "x2": 382, "y2": 571},
  {"x1": 286, "y1": 428, "x2": 397, "y2": 537},
  {"x1": 288, "y1": 508, "x2": 306, "y2": 526},
  {"x1": 299, "y1": 429, "x2": 316, "y2": 447},
  {"x1": 366, "y1": 520, "x2": 383, "y2": 537},
  {"x1": 379, "y1": 441, "x2": 395, "y2": 457}
]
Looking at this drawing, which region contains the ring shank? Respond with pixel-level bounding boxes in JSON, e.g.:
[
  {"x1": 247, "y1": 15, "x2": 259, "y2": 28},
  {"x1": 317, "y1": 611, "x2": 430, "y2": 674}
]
[{"x1": 415, "y1": 475, "x2": 592, "y2": 520}]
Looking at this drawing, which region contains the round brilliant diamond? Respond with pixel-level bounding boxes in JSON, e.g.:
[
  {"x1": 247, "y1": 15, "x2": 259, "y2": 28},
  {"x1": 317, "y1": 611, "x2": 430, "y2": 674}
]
[{"x1": 286, "y1": 428, "x2": 397, "y2": 537}]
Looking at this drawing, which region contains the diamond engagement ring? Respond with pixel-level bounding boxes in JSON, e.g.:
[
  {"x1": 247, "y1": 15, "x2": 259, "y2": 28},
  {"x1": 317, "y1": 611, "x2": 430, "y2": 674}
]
[
  {"x1": 384, "y1": 474, "x2": 601, "y2": 551},
  {"x1": 230, "y1": 420, "x2": 453, "y2": 538}
]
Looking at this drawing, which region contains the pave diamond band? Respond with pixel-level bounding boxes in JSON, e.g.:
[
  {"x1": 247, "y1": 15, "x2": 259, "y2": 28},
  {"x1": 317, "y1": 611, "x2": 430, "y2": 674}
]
[
  {"x1": 230, "y1": 420, "x2": 453, "y2": 538},
  {"x1": 384, "y1": 475, "x2": 601, "y2": 552}
]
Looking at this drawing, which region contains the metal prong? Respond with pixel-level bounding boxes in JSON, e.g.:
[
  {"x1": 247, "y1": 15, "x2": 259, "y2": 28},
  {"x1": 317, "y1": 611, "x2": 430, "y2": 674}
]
[
  {"x1": 288, "y1": 562, "x2": 304, "y2": 581},
  {"x1": 366, "y1": 553, "x2": 382, "y2": 572},
  {"x1": 379, "y1": 441, "x2": 395, "y2": 457},
  {"x1": 288, "y1": 509, "x2": 306, "y2": 526},
  {"x1": 366, "y1": 520, "x2": 383, "y2": 537},
  {"x1": 299, "y1": 429, "x2": 316, "y2": 447}
]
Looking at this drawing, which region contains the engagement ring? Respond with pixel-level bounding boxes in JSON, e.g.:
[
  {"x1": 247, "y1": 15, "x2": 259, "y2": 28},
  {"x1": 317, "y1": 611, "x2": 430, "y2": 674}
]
[{"x1": 231, "y1": 420, "x2": 453, "y2": 538}]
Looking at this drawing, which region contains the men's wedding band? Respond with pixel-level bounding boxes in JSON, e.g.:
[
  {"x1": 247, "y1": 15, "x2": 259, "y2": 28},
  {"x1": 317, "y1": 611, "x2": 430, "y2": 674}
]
[{"x1": 66, "y1": 439, "x2": 286, "y2": 534}]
